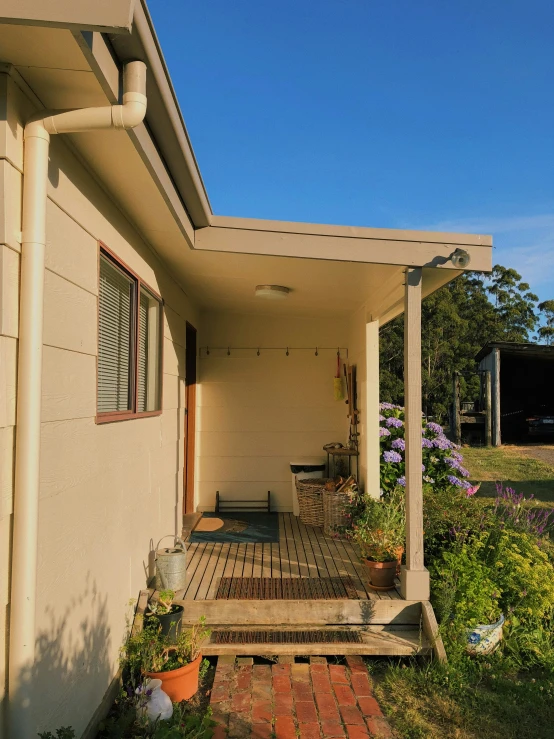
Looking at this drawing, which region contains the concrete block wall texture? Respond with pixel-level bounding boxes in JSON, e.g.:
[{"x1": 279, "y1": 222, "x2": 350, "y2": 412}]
[
  {"x1": 197, "y1": 313, "x2": 352, "y2": 512},
  {"x1": 0, "y1": 71, "x2": 199, "y2": 735}
]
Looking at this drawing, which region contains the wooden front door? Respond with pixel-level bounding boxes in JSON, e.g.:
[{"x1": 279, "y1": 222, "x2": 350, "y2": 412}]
[{"x1": 184, "y1": 322, "x2": 197, "y2": 514}]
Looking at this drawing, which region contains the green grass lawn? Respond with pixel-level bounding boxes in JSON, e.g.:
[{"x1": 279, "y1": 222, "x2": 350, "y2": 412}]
[
  {"x1": 372, "y1": 662, "x2": 554, "y2": 739},
  {"x1": 462, "y1": 446, "x2": 554, "y2": 504}
]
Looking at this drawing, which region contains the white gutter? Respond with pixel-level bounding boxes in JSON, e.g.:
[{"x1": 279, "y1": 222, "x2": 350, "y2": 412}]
[{"x1": 9, "y1": 60, "x2": 147, "y2": 739}]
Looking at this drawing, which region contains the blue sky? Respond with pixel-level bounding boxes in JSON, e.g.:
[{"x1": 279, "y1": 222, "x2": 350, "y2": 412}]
[{"x1": 149, "y1": 0, "x2": 554, "y2": 303}]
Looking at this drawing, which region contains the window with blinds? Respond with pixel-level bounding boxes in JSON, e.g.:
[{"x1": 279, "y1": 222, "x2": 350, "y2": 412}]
[
  {"x1": 137, "y1": 286, "x2": 162, "y2": 412},
  {"x1": 97, "y1": 248, "x2": 162, "y2": 420}
]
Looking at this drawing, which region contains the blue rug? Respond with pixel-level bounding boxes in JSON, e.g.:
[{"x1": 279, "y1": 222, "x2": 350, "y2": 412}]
[{"x1": 190, "y1": 512, "x2": 279, "y2": 544}]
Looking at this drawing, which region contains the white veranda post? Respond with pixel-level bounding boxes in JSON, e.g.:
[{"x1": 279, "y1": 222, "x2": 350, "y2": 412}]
[{"x1": 400, "y1": 267, "x2": 430, "y2": 600}]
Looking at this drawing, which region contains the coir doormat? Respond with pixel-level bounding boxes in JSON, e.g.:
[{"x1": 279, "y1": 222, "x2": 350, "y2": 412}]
[
  {"x1": 213, "y1": 629, "x2": 362, "y2": 644},
  {"x1": 190, "y1": 512, "x2": 279, "y2": 544},
  {"x1": 215, "y1": 576, "x2": 358, "y2": 600}
]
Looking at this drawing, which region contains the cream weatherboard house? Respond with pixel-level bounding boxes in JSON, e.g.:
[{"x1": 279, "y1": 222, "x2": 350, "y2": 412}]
[{"x1": 0, "y1": 1, "x2": 493, "y2": 737}]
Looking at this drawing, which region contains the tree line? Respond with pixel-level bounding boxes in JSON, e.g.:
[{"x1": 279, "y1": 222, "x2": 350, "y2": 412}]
[{"x1": 380, "y1": 265, "x2": 554, "y2": 420}]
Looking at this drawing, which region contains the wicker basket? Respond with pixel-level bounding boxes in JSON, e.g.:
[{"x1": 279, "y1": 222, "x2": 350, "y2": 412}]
[
  {"x1": 323, "y1": 489, "x2": 351, "y2": 537},
  {"x1": 295, "y1": 478, "x2": 329, "y2": 527}
]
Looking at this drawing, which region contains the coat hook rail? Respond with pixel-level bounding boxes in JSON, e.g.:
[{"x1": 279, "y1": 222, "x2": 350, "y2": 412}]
[{"x1": 198, "y1": 346, "x2": 349, "y2": 358}]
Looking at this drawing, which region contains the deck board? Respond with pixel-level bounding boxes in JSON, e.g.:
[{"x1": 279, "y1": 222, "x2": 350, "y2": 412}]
[{"x1": 183, "y1": 513, "x2": 393, "y2": 602}]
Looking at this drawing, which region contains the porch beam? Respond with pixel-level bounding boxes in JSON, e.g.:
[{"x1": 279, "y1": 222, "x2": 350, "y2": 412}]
[
  {"x1": 195, "y1": 221, "x2": 492, "y2": 272},
  {"x1": 400, "y1": 267, "x2": 430, "y2": 601}
]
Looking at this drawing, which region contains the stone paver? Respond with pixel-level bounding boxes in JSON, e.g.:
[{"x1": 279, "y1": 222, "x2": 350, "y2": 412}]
[{"x1": 209, "y1": 655, "x2": 394, "y2": 738}]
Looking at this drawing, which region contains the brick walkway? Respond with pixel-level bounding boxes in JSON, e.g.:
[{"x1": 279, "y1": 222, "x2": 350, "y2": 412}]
[{"x1": 209, "y1": 656, "x2": 393, "y2": 739}]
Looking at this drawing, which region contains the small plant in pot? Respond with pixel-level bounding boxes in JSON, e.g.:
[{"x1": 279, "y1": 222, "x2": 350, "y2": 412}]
[
  {"x1": 352, "y1": 487, "x2": 405, "y2": 591},
  {"x1": 145, "y1": 589, "x2": 183, "y2": 639},
  {"x1": 123, "y1": 617, "x2": 211, "y2": 702}
]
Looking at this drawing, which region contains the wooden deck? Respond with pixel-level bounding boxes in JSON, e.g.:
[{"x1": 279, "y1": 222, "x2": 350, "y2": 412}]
[{"x1": 180, "y1": 513, "x2": 401, "y2": 602}]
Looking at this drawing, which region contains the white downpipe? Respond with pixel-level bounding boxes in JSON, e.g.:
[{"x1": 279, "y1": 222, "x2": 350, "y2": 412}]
[{"x1": 9, "y1": 61, "x2": 147, "y2": 738}]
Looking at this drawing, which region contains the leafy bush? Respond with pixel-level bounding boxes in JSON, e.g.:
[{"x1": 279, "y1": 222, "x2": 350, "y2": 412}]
[
  {"x1": 430, "y1": 535, "x2": 500, "y2": 626},
  {"x1": 38, "y1": 730, "x2": 75, "y2": 739}
]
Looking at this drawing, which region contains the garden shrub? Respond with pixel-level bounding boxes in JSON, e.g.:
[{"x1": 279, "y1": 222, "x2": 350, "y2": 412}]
[{"x1": 356, "y1": 402, "x2": 554, "y2": 676}]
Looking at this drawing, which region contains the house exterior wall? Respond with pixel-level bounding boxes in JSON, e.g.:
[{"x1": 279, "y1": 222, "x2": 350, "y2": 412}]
[
  {"x1": 197, "y1": 312, "x2": 350, "y2": 512},
  {"x1": 0, "y1": 71, "x2": 199, "y2": 736}
]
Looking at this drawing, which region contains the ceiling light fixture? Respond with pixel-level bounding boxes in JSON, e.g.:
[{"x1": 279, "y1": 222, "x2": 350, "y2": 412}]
[{"x1": 255, "y1": 285, "x2": 291, "y2": 300}]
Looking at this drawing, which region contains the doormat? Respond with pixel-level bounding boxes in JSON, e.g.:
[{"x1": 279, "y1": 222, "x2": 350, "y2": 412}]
[
  {"x1": 189, "y1": 512, "x2": 279, "y2": 544},
  {"x1": 215, "y1": 576, "x2": 358, "y2": 600},
  {"x1": 213, "y1": 629, "x2": 362, "y2": 645}
]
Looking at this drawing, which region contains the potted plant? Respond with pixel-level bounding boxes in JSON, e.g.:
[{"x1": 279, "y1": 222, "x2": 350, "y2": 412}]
[
  {"x1": 145, "y1": 589, "x2": 183, "y2": 638},
  {"x1": 123, "y1": 617, "x2": 210, "y2": 702},
  {"x1": 352, "y1": 488, "x2": 405, "y2": 590}
]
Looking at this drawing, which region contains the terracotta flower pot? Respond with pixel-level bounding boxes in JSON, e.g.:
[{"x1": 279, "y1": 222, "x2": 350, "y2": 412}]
[
  {"x1": 146, "y1": 654, "x2": 202, "y2": 702},
  {"x1": 364, "y1": 559, "x2": 397, "y2": 590}
]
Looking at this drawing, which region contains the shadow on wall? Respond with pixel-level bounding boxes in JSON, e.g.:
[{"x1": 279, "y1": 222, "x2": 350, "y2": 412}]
[{"x1": 6, "y1": 577, "x2": 116, "y2": 737}]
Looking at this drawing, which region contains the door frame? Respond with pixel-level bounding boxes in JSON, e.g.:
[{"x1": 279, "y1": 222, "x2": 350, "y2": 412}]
[{"x1": 184, "y1": 322, "x2": 197, "y2": 515}]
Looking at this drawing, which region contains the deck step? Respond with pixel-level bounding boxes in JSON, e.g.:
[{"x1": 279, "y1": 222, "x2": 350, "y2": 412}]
[
  {"x1": 177, "y1": 598, "x2": 423, "y2": 626},
  {"x1": 201, "y1": 625, "x2": 430, "y2": 656}
]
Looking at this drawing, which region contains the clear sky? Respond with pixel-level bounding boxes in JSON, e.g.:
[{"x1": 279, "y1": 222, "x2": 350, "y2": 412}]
[{"x1": 148, "y1": 0, "x2": 554, "y2": 303}]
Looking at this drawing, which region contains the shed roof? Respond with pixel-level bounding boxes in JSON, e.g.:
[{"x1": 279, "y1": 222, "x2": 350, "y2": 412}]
[{"x1": 476, "y1": 342, "x2": 554, "y2": 363}]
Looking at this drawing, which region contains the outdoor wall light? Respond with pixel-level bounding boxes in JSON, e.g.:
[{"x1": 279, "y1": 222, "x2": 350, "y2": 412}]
[
  {"x1": 255, "y1": 285, "x2": 291, "y2": 300},
  {"x1": 450, "y1": 248, "x2": 471, "y2": 268}
]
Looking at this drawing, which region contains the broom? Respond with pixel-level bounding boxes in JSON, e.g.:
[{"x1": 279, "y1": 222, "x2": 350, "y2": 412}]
[{"x1": 334, "y1": 351, "x2": 344, "y2": 401}]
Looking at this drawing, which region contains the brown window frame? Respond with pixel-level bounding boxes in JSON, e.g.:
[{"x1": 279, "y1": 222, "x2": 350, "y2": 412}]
[{"x1": 96, "y1": 242, "x2": 164, "y2": 424}]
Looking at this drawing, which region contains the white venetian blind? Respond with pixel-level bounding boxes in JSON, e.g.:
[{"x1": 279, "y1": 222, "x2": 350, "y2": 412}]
[
  {"x1": 137, "y1": 285, "x2": 162, "y2": 412},
  {"x1": 137, "y1": 289, "x2": 149, "y2": 413},
  {"x1": 98, "y1": 254, "x2": 134, "y2": 413}
]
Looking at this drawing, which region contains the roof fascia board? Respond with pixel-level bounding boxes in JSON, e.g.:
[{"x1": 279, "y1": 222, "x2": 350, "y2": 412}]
[
  {"x1": 108, "y1": 0, "x2": 212, "y2": 227},
  {"x1": 195, "y1": 223, "x2": 493, "y2": 272},
  {"x1": 210, "y1": 215, "x2": 492, "y2": 247},
  {"x1": 0, "y1": 0, "x2": 136, "y2": 34},
  {"x1": 72, "y1": 29, "x2": 195, "y2": 246}
]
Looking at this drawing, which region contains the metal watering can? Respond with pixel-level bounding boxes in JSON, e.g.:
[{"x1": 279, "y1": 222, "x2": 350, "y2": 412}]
[{"x1": 154, "y1": 535, "x2": 187, "y2": 591}]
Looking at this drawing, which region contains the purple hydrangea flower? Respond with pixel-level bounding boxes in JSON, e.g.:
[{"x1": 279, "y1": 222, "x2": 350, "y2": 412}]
[
  {"x1": 457, "y1": 466, "x2": 470, "y2": 478},
  {"x1": 432, "y1": 436, "x2": 453, "y2": 450},
  {"x1": 397, "y1": 476, "x2": 406, "y2": 486},
  {"x1": 380, "y1": 402, "x2": 402, "y2": 410},
  {"x1": 422, "y1": 464, "x2": 426, "y2": 472},
  {"x1": 426, "y1": 422, "x2": 443, "y2": 434},
  {"x1": 391, "y1": 438, "x2": 405, "y2": 451},
  {"x1": 421, "y1": 437, "x2": 433, "y2": 449},
  {"x1": 383, "y1": 450, "x2": 403, "y2": 464},
  {"x1": 379, "y1": 426, "x2": 391, "y2": 437},
  {"x1": 444, "y1": 457, "x2": 458, "y2": 468},
  {"x1": 451, "y1": 451, "x2": 463, "y2": 461},
  {"x1": 386, "y1": 416, "x2": 404, "y2": 428},
  {"x1": 379, "y1": 414, "x2": 385, "y2": 421}
]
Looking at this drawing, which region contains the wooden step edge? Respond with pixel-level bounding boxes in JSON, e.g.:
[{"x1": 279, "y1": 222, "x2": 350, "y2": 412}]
[
  {"x1": 176, "y1": 598, "x2": 423, "y2": 626},
  {"x1": 200, "y1": 625, "x2": 430, "y2": 657},
  {"x1": 421, "y1": 601, "x2": 447, "y2": 663}
]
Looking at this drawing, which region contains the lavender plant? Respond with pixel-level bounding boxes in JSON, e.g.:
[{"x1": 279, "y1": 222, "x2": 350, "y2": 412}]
[{"x1": 494, "y1": 482, "x2": 554, "y2": 541}]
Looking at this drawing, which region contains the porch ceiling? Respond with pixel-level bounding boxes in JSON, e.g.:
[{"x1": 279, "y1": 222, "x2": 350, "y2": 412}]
[{"x1": 173, "y1": 248, "x2": 457, "y2": 323}]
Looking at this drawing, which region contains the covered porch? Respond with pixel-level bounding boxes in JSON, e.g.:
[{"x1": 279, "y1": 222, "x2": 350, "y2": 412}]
[
  {"x1": 152, "y1": 215, "x2": 493, "y2": 659},
  {"x1": 183, "y1": 216, "x2": 492, "y2": 606}
]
